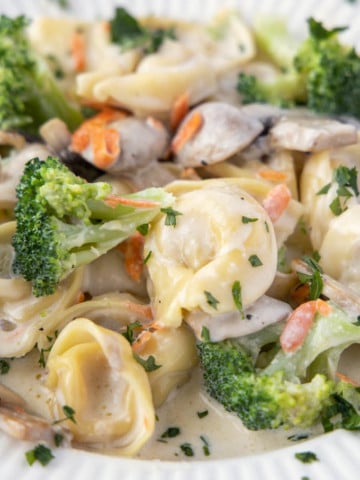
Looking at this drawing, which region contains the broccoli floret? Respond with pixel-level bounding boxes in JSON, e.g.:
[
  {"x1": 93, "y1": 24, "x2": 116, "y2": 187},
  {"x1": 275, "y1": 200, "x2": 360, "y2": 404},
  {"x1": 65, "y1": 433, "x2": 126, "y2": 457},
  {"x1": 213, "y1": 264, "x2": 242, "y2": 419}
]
[
  {"x1": 237, "y1": 17, "x2": 360, "y2": 117},
  {"x1": 12, "y1": 156, "x2": 174, "y2": 296},
  {"x1": 294, "y1": 18, "x2": 360, "y2": 116},
  {"x1": 0, "y1": 15, "x2": 83, "y2": 133},
  {"x1": 198, "y1": 303, "x2": 360, "y2": 431}
]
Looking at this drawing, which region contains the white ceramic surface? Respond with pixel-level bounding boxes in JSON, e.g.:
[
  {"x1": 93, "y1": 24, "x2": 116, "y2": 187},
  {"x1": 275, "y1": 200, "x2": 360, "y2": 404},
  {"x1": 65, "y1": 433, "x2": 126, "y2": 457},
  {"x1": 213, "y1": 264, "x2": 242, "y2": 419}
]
[{"x1": 1, "y1": 1, "x2": 360, "y2": 479}]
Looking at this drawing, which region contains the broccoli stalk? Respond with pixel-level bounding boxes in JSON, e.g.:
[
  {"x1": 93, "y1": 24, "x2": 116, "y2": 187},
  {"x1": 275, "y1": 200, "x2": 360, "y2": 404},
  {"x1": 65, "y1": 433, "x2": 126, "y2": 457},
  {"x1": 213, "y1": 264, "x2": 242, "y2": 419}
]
[
  {"x1": 12, "y1": 156, "x2": 174, "y2": 296},
  {"x1": 0, "y1": 15, "x2": 83, "y2": 133},
  {"x1": 237, "y1": 17, "x2": 360, "y2": 117},
  {"x1": 198, "y1": 302, "x2": 360, "y2": 431}
]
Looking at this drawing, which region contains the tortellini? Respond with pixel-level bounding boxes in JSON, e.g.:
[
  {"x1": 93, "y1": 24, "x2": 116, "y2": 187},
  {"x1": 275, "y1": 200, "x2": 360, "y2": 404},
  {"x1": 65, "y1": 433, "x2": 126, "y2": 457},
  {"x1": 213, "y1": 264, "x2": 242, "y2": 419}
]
[
  {"x1": 46, "y1": 318, "x2": 155, "y2": 455},
  {"x1": 0, "y1": 222, "x2": 83, "y2": 358},
  {"x1": 134, "y1": 324, "x2": 198, "y2": 407},
  {"x1": 144, "y1": 178, "x2": 278, "y2": 327},
  {"x1": 300, "y1": 143, "x2": 360, "y2": 292},
  {"x1": 319, "y1": 206, "x2": 360, "y2": 293}
]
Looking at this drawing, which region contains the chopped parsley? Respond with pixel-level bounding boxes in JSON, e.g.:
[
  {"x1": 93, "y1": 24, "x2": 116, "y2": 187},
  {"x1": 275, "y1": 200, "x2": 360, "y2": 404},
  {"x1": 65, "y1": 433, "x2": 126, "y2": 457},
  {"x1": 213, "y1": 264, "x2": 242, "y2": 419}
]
[
  {"x1": 25, "y1": 444, "x2": 55, "y2": 466},
  {"x1": 295, "y1": 451, "x2": 319, "y2": 463},
  {"x1": 242, "y1": 216, "x2": 258, "y2": 224},
  {"x1": 143, "y1": 250, "x2": 152, "y2": 264},
  {"x1": 110, "y1": 7, "x2": 176, "y2": 54},
  {"x1": 161, "y1": 207, "x2": 183, "y2": 227},
  {"x1": 122, "y1": 320, "x2": 142, "y2": 344},
  {"x1": 137, "y1": 223, "x2": 149, "y2": 236},
  {"x1": 0, "y1": 359, "x2": 10, "y2": 374},
  {"x1": 204, "y1": 290, "x2": 220, "y2": 310},
  {"x1": 180, "y1": 442, "x2": 194, "y2": 457},
  {"x1": 197, "y1": 409, "x2": 209, "y2": 419},
  {"x1": 232, "y1": 280, "x2": 244, "y2": 318},
  {"x1": 161, "y1": 427, "x2": 181, "y2": 438},
  {"x1": 288, "y1": 432, "x2": 310, "y2": 441},
  {"x1": 297, "y1": 254, "x2": 324, "y2": 300},
  {"x1": 317, "y1": 165, "x2": 359, "y2": 216},
  {"x1": 201, "y1": 326, "x2": 211, "y2": 342},
  {"x1": 53, "y1": 405, "x2": 76, "y2": 425},
  {"x1": 54, "y1": 432, "x2": 64, "y2": 447},
  {"x1": 248, "y1": 254, "x2": 263, "y2": 267},
  {"x1": 200, "y1": 435, "x2": 210, "y2": 456},
  {"x1": 134, "y1": 353, "x2": 161, "y2": 372}
]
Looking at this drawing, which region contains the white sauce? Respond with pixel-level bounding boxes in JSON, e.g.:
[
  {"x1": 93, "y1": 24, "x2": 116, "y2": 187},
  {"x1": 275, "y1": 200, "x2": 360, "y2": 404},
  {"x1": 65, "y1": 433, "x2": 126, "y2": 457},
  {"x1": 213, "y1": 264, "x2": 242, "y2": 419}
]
[{"x1": 4, "y1": 346, "x2": 359, "y2": 461}]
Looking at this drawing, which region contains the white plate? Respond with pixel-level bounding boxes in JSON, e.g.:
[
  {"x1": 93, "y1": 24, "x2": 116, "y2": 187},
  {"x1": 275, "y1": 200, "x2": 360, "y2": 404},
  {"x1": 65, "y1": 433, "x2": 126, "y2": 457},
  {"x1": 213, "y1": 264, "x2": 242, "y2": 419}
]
[{"x1": 2, "y1": 0, "x2": 360, "y2": 479}]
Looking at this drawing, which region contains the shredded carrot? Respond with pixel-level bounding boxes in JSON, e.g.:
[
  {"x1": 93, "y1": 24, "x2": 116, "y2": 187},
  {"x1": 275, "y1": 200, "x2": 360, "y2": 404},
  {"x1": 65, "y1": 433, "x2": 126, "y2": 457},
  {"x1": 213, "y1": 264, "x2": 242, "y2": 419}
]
[
  {"x1": 280, "y1": 299, "x2": 332, "y2": 353},
  {"x1": 171, "y1": 110, "x2": 203, "y2": 154},
  {"x1": 76, "y1": 291, "x2": 86, "y2": 304},
  {"x1": 123, "y1": 301, "x2": 153, "y2": 320},
  {"x1": 180, "y1": 167, "x2": 198, "y2": 180},
  {"x1": 70, "y1": 108, "x2": 127, "y2": 168},
  {"x1": 90, "y1": 127, "x2": 120, "y2": 169},
  {"x1": 290, "y1": 283, "x2": 311, "y2": 306},
  {"x1": 104, "y1": 194, "x2": 160, "y2": 209},
  {"x1": 102, "y1": 21, "x2": 110, "y2": 32},
  {"x1": 121, "y1": 232, "x2": 145, "y2": 282},
  {"x1": 262, "y1": 183, "x2": 292, "y2": 222},
  {"x1": 131, "y1": 321, "x2": 162, "y2": 353},
  {"x1": 70, "y1": 30, "x2": 87, "y2": 73},
  {"x1": 336, "y1": 371, "x2": 360, "y2": 386},
  {"x1": 170, "y1": 92, "x2": 190, "y2": 131},
  {"x1": 258, "y1": 168, "x2": 288, "y2": 183}
]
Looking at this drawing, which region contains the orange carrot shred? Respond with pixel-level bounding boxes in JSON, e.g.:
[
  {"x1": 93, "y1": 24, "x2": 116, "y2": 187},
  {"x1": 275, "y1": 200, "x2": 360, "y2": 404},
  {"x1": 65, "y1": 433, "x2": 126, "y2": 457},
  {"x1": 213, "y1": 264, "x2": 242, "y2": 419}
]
[
  {"x1": 170, "y1": 92, "x2": 190, "y2": 131},
  {"x1": 262, "y1": 183, "x2": 292, "y2": 222},
  {"x1": 171, "y1": 110, "x2": 203, "y2": 154},
  {"x1": 91, "y1": 127, "x2": 120, "y2": 169},
  {"x1": 123, "y1": 301, "x2": 153, "y2": 320},
  {"x1": 76, "y1": 291, "x2": 86, "y2": 303},
  {"x1": 280, "y1": 299, "x2": 332, "y2": 353},
  {"x1": 336, "y1": 372, "x2": 360, "y2": 386},
  {"x1": 70, "y1": 30, "x2": 87, "y2": 73},
  {"x1": 258, "y1": 168, "x2": 288, "y2": 183},
  {"x1": 121, "y1": 232, "x2": 145, "y2": 282},
  {"x1": 104, "y1": 194, "x2": 160, "y2": 209}
]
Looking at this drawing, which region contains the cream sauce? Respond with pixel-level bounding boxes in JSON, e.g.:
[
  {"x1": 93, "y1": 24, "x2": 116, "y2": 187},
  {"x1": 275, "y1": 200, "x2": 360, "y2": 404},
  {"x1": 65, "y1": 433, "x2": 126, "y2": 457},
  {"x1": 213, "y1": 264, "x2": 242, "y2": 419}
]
[{"x1": 5, "y1": 346, "x2": 358, "y2": 461}]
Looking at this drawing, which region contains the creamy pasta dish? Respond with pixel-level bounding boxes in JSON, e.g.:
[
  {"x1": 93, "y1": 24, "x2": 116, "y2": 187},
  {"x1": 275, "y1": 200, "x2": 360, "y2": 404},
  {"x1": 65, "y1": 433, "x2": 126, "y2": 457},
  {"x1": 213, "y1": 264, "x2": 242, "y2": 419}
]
[{"x1": 2, "y1": 4, "x2": 360, "y2": 465}]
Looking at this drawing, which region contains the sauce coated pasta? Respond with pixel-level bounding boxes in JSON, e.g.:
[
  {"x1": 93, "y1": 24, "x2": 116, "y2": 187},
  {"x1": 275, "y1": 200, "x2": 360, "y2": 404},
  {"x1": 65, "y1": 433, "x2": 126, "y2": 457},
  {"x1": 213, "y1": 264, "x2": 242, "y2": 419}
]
[{"x1": 2, "y1": 5, "x2": 360, "y2": 465}]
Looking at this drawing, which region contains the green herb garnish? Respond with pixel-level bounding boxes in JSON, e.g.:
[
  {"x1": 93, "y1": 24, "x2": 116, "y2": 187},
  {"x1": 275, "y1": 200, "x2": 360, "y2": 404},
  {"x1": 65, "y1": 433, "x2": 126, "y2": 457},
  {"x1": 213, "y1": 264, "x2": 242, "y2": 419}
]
[
  {"x1": 161, "y1": 427, "x2": 181, "y2": 438},
  {"x1": 204, "y1": 291, "x2": 219, "y2": 310},
  {"x1": 134, "y1": 353, "x2": 161, "y2": 372},
  {"x1": 0, "y1": 359, "x2": 10, "y2": 374},
  {"x1": 248, "y1": 254, "x2": 263, "y2": 267},
  {"x1": 161, "y1": 207, "x2": 183, "y2": 227},
  {"x1": 25, "y1": 444, "x2": 55, "y2": 466},
  {"x1": 295, "y1": 451, "x2": 319, "y2": 463},
  {"x1": 242, "y1": 216, "x2": 258, "y2": 224},
  {"x1": 110, "y1": 7, "x2": 176, "y2": 54},
  {"x1": 122, "y1": 320, "x2": 142, "y2": 344},
  {"x1": 232, "y1": 280, "x2": 244, "y2": 318},
  {"x1": 180, "y1": 442, "x2": 194, "y2": 457}
]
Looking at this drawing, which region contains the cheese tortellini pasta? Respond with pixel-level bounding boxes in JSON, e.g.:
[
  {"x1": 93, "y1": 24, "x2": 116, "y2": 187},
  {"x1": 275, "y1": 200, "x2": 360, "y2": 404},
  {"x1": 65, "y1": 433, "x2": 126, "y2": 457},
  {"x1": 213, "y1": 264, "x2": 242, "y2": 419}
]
[
  {"x1": 144, "y1": 178, "x2": 278, "y2": 327},
  {"x1": 0, "y1": 222, "x2": 83, "y2": 358},
  {"x1": 46, "y1": 318, "x2": 155, "y2": 455}
]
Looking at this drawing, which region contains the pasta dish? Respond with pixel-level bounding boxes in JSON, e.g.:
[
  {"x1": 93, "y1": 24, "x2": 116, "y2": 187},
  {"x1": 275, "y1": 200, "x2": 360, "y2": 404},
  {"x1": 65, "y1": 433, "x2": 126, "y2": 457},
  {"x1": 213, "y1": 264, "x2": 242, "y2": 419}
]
[{"x1": 1, "y1": 3, "x2": 360, "y2": 467}]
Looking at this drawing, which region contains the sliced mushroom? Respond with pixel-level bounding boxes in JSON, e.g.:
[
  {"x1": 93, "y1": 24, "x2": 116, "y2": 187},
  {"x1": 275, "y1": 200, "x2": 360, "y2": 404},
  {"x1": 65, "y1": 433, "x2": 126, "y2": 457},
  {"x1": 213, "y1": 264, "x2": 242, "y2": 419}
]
[
  {"x1": 270, "y1": 116, "x2": 358, "y2": 152},
  {"x1": 173, "y1": 101, "x2": 263, "y2": 167},
  {"x1": 72, "y1": 115, "x2": 170, "y2": 174},
  {"x1": 186, "y1": 295, "x2": 292, "y2": 342}
]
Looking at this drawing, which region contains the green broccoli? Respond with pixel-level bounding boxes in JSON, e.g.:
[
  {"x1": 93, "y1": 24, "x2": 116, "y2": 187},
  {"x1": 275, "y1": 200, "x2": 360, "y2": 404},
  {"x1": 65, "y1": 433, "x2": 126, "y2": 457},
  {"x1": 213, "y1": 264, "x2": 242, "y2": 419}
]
[
  {"x1": 12, "y1": 156, "x2": 174, "y2": 297},
  {"x1": 198, "y1": 302, "x2": 360, "y2": 431},
  {"x1": 237, "y1": 17, "x2": 360, "y2": 117},
  {"x1": 0, "y1": 15, "x2": 83, "y2": 133}
]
